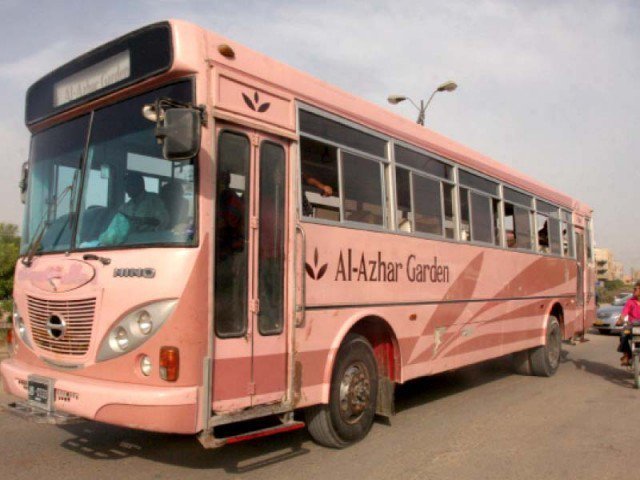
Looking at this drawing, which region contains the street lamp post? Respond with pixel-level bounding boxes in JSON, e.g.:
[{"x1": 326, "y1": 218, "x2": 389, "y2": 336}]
[{"x1": 388, "y1": 80, "x2": 458, "y2": 126}]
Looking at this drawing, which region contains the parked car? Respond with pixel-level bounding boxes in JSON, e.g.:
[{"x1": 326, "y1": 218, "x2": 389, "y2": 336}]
[
  {"x1": 593, "y1": 294, "x2": 633, "y2": 334},
  {"x1": 614, "y1": 292, "x2": 633, "y2": 304}
]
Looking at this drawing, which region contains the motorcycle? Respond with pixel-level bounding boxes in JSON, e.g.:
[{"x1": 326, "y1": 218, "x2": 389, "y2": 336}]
[{"x1": 621, "y1": 318, "x2": 640, "y2": 389}]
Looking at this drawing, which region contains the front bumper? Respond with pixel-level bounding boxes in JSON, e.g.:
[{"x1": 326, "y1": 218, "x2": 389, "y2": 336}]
[
  {"x1": 592, "y1": 321, "x2": 622, "y2": 334},
  {"x1": 0, "y1": 358, "x2": 199, "y2": 434}
]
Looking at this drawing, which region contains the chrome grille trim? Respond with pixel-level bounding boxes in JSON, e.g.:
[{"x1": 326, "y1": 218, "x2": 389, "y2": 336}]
[{"x1": 27, "y1": 296, "x2": 96, "y2": 356}]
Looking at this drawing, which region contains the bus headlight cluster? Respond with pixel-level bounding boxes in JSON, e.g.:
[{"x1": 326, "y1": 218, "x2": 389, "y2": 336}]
[{"x1": 97, "y1": 300, "x2": 178, "y2": 362}]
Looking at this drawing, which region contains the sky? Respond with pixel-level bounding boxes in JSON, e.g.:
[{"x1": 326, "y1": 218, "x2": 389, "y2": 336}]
[{"x1": 0, "y1": 0, "x2": 638, "y2": 270}]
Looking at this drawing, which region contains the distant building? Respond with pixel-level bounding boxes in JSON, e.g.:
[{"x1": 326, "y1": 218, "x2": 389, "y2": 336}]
[
  {"x1": 595, "y1": 248, "x2": 624, "y2": 282},
  {"x1": 632, "y1": 268, "x2": 640, "y2": 283}
]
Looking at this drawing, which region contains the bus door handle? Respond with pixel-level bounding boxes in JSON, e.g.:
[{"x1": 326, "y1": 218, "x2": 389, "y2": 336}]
[{"x1": 295, "y1": 224, "x2": 306, "y2": 327}]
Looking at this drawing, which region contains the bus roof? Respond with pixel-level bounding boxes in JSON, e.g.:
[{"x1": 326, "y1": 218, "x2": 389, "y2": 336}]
[{"x1": 26, "y1": 19, "x2": 592, "y2": 217}]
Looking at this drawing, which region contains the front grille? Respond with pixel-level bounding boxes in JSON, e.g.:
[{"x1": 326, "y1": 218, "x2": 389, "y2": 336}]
[{"x1": 27, "y1": 296, "x2": 96, "y2": 356}]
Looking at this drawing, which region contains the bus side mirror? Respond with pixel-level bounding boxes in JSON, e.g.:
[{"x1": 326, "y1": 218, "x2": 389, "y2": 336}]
[
  {"x1": 19, "y1": 162, "x2": 28, "y2": 204},
  {"x1": 155, "y1": 108, "x2": 202, "y2": 161}
]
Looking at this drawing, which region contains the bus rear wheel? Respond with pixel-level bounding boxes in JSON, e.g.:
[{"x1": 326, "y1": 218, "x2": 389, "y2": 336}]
[
  {"x1": 529, "y1": 315, "x2": 562, "y2": 377},
  {"x1": 305, "y1": 333, "x2": 378, "y2": 448}
]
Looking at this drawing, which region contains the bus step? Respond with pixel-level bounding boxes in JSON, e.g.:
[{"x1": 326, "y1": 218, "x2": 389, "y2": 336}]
[
  {"x1": 199, "y1": 420, "x2": 305, "y2": 448},
  {"x1": 2, "y1": 401, "x2": 83, "y2": 425}
]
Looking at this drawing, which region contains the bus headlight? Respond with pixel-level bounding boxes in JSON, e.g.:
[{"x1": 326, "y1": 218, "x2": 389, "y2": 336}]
[
  {"x1": 97, "y1": 299, "x2": 178, "y2": 362},
  {"x1": 114, "y1": 327, "x2": 130, "y2": 350},
  {"x1": 140, "y1": 355, "x2": 152, "y2": 376},
  {"x1": 13, "y1": 304, "x2": 33, "y2": 349},
  {"x1": 137, "y1": 311, "x2": 153, "y2": 335}
]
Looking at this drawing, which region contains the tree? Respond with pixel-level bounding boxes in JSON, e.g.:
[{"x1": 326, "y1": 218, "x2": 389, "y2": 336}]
[{"x1": 0, "y1": 223, "x2": 20, "y2": 300}]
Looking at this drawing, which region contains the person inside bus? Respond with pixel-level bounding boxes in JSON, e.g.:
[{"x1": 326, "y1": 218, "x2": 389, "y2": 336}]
[
  {"x1": 537, "y1": 220, "x2": 549, "y2": 253},
  {"x1": 615, "y1": 282, "x2": 640, "y2": 366},
  {"x1": 160, "y1": 180, "x2": 189, "y2": 230},
  {"x1": 301, "y1": 173, "x2": 333, "y2": 216},
  {"x1": 98, "y1": 172, "x2": 169, "y2": 245},
  {"x1": 216, "y1": 170, "x2": 245, "y2": 258}
]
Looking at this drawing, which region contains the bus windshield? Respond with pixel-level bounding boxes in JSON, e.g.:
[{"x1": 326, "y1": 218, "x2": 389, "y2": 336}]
[{"x1": 22, "y1": 80, "x2": 196, "y2": 254}]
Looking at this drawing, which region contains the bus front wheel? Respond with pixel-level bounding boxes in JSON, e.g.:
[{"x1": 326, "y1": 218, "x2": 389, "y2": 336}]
[{"x1": 305, "y1": 333, "x2": 378, "y2": 448}]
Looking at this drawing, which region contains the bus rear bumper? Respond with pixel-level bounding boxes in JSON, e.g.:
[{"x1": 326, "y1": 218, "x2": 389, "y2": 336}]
[{"x1": 0, "y1": 358, "x2": 199, "y2": 434}]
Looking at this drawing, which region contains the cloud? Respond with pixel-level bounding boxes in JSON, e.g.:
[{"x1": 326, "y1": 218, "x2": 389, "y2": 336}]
[{"x1": 0, "y1": 41, "x2": 70, "y2": 86}]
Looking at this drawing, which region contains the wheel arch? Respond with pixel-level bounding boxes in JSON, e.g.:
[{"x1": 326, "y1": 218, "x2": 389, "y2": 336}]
[
  {"x1": 321, "y1": 311, "x2": 401, "y2": 404},
  {"x1": 548, "y1": 301, "x2": 565, "y2": 339}
]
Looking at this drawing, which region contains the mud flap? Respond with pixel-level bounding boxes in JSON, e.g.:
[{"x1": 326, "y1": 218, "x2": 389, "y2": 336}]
[{"x1": 375, "y1": 376, "x2": 395, "y2": 418}]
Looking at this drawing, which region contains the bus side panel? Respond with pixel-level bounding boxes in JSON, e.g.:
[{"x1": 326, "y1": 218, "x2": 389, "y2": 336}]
[{"x1": 293, "y1": 223, "x2": 577, "y2": 406}]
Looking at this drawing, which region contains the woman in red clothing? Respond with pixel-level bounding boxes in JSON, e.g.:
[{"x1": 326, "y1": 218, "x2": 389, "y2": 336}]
[{"x1": 616, "y1": 282, "x2": 640, "y2": 366}]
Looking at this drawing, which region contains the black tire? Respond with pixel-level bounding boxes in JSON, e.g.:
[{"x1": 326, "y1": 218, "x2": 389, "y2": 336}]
[
  {"x1": 634, "y1": 354, "x2": 640, "y2": 390},
  {"x1": 512, "y1": 350, "x2": 532, "y2": 375},
  {"x1": 305, "y1": 333, "x2": 378, "y2": 448},
  {"x1": 530, "y1": 316, "x2": 562, "y2": 377}
]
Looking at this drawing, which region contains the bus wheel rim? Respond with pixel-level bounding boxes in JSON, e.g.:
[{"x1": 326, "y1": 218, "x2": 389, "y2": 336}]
[{"x1": 339, "y1": 361, "x2": 371, "y2": 424}]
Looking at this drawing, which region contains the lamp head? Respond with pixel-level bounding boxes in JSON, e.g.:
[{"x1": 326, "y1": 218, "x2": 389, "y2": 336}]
[
  {"x1": 437, "y1": 81, "x2": 458, "y2": 92},
  {"x1": 387, "y1": 95, "x2": 407, "y2": 105}
]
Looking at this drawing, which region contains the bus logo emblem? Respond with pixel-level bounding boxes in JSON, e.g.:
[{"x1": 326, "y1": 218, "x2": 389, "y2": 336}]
[
  {"x1": 305, "y1": 248, "x2": 328, "y2": 280},
  {"x1": 242, "y1": 91, "x2": 271, "y2": 113}
]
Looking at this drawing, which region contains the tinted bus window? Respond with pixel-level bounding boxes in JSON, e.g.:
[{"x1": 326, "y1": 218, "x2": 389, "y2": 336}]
[
  {"x1": 459, "y1": 170, "x2": 498, "y2": 196},
  {"x1": 343, "y1": 152, "x2": 384, "y2": 226},
  {"x1": 215, "y1": 131, "x2": 250, "y2": 337},
  {"x1": 470, "y1": 192, "x2": 493, "y2": 243},
  {"x1": 300, "y1": 110, "x2": 386, "y2": 157},
  {"x1": 258, "y1": 142, "x2": 285, "y2": 335},
  {"x1": 300, "y1": 137, "x2": 340, "y2": 221},
  {"x1": 395, "y1": 145, "x2": 453, "y2": 180},
  {"x1": 413, "y1": 174, "x2": 443, "y2": 236}
]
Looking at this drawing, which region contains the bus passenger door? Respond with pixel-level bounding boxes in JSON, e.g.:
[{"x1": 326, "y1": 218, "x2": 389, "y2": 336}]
[
  {"x1": 212, "y1": 126, "x2": 288, "y2": 411},
  {"x1": 250, "y1": 135, "x2": 288, "y2": 406},
  {"x1": 574, "y1": 229, "x2": 586, "y2": 335}
]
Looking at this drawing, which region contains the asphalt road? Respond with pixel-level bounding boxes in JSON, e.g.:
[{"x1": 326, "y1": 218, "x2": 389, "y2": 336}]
[{"x1": 0, "y1": 333, "x2": 631, "y2": 480}]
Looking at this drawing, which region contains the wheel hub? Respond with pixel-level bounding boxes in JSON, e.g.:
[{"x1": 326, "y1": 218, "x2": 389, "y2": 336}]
[{"x1": 339, "y1": 362, "x2": 371, "y2": 424}]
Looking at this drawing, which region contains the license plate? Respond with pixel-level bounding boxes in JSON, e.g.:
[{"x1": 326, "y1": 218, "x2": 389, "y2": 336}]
[
  {"x1": 593, "y1": 321, "x2": 604, "y2": 326},
  {"x1": 27, "y1": 375, "x2": 54, "y2": 411}
]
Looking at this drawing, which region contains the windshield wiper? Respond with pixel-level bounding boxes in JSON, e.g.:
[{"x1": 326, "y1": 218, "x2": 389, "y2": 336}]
[{"x1": 21, "y1": 169, "x2": 80, "y2": 267}]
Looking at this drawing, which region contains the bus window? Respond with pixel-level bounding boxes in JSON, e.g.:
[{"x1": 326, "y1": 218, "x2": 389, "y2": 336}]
[
  {"x1": 470, "y1": 191, "x2": 493, "y2": 244},
  {"x1": 460, "y1": 187, "x2": 471, "y2": 241},
  {"x1": 548, "y1": 217, "x2": 562, "y2": 255},
  {"x1": 300, "y1": 137, "x2": 339, "y2": 221},
  {"x1": 215, "y1": 131, "x2": 250, "y2": 337},
  {"x1": 443, "y1": 184, "x2": 455, "y2": 239},
  {"x1": 342, "y1": 152, "x2": 384, "y2": 226},
  {"x1": 561, "y1": 210, "x2": 574, "y2": 257},
  {"x1": 413, "y1": 174, "x2": 442, "y2": 236},
  {"x1": 492, "y1": 198, "x2": 502, "y2": 247},
  {"x1": 536, "y1": 213, "x2": 549, "y2": 253},
  {"x1": 258, "y1": 142, "x2": 285, "y2": 335},
  {"x1": 395, "y1": 167, "x2": 412, "y2": 232},
  {"x1": 514, "y1": 205, "x2": 533, "y2": 250}
]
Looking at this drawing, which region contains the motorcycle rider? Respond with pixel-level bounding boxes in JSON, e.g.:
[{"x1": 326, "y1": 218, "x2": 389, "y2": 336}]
[{"x1": 615, "y1": 281, "x2": 640, "y2": 366}]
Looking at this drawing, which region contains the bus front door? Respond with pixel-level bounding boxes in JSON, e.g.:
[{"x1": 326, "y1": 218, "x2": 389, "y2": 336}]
[{"x1": 212, "y1": 126, "x2": 288, "y2": 411}]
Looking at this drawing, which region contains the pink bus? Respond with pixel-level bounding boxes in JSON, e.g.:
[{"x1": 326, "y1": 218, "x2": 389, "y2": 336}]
[{"x1": 1, "y1": 20, "x2": 595, "y2": 448}]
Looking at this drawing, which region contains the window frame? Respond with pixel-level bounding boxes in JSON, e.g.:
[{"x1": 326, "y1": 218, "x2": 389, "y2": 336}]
[{"x1": 298, "y1": 104, "x2": 389, "y2": 233}]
